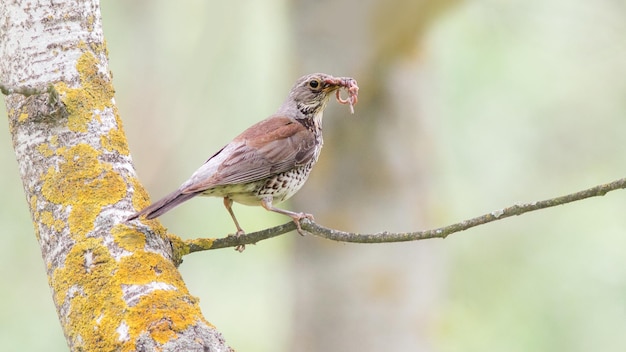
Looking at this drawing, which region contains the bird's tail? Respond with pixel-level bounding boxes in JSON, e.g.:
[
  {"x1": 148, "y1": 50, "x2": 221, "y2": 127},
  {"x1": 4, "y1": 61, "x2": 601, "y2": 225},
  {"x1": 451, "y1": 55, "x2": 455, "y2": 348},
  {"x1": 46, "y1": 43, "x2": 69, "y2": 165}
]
[{"x1": 127, "y1": 189, "x2": 198, "y2": 221}]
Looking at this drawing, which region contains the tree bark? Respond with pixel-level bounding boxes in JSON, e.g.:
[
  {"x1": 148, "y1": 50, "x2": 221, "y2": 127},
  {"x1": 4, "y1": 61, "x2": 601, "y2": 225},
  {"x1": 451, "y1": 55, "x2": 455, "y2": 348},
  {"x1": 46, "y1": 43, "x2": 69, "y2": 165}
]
[{"x1": 0, "y1": 1, "x2": 230, "y2": 351}]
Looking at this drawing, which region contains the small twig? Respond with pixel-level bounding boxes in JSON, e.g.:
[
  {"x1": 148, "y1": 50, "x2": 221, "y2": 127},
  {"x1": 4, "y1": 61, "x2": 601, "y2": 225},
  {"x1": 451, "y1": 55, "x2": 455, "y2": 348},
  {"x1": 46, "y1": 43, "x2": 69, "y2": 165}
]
[
  {"x1": 186, "y1": 222, "x2": 297, "y2": 252},
  {"x1": 0, "y1": 83, "x2": 53, "y2": 96},
  {"x1": 1, "y1": 83, "x2": 65, "y2": 118},
  {"x1": 183, "y1": 177, "x2": 626, "y2": 254},
  {"x1": 0, "y1": 83, "x2": 60, "y2": 106}
]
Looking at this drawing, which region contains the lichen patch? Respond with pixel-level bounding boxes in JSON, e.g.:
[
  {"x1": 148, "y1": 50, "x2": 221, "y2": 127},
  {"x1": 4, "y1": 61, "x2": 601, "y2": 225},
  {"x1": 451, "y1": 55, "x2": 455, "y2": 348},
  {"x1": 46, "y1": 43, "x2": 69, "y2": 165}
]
[
  {"x1": 55, "y1": 51, "x2": 115, "y2": 133},
  {"x1": 41, "y1": 143, "x2": 126, "y2": 237}
]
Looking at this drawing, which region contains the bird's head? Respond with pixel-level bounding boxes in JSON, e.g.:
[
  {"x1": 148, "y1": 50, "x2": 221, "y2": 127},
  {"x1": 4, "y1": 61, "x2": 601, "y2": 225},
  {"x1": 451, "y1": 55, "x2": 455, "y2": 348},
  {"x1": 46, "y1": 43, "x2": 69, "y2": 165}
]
[{"x1": 284, "y1": 73, "x2": 358, "y2": 117}]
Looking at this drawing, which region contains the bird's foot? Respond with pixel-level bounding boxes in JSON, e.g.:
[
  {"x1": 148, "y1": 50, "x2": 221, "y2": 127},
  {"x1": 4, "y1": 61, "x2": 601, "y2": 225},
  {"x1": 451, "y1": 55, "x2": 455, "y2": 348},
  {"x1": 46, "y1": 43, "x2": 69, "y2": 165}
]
[
  {"x1": 292, "y1": 213, "x2": 314, "y2": 236},
  {"x1": 233, "y1": 229, "x2": 246, "y2": 253}
]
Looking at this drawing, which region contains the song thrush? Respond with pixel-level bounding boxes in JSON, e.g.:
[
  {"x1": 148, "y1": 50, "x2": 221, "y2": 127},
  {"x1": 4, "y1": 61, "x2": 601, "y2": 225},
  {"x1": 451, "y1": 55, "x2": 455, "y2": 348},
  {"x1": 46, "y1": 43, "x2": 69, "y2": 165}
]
[{"x1": 128, "y1": 73, "x2": 358, "y2": 250}]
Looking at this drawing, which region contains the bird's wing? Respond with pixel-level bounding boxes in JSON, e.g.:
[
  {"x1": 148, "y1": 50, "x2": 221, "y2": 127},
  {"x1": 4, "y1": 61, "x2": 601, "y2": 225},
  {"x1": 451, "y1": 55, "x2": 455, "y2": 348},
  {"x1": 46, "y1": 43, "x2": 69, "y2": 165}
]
[{"x1": 180, "y1": 115, "x2": 317, "y2": 194}]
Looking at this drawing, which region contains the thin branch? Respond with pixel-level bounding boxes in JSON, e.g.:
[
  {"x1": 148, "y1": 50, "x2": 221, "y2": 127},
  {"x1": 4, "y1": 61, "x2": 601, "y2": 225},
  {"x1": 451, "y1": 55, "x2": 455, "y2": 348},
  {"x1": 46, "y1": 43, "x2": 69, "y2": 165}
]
[
  {"x1": 0, "y1": 83, "x2": 60, "y2": 106},
  {"x1": 1, "y1": 83, "x2": 50, "y2": 96},
  {"x1": 183, "y1": 177, "x2": 626, "y2": 254}
]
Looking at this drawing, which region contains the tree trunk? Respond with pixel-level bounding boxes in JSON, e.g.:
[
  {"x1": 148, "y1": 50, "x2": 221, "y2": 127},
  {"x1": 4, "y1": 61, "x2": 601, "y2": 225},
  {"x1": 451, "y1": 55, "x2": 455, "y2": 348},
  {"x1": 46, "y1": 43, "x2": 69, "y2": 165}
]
[
  {"x1": 289, "y1": 0, "x2": 459, "y2": 351},
  {"x1": 0, "y1": 1, "x2": 230, "y2": 350}
]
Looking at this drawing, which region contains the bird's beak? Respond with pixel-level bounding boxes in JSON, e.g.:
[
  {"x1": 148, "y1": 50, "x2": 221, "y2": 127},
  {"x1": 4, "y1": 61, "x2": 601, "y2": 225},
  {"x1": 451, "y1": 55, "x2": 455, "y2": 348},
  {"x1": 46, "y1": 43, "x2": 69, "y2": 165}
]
[{"x1": 323, "y1": 77, "x2": 343, "y2": 89}]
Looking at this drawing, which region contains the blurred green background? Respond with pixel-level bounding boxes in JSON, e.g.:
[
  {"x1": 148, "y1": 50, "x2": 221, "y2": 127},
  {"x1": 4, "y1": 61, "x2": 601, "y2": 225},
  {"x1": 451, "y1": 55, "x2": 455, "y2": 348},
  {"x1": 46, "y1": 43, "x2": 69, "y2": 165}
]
[{"x1": 2, "y1": 0, "x2": 626, "y2": 351}]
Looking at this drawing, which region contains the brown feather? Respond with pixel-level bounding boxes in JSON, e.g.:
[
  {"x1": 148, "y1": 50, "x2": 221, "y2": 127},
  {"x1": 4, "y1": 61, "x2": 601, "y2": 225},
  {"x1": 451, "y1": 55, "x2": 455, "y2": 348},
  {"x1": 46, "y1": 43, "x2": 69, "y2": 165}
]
[
  {"x1": 126, "y1": 190, "x2": 198, "y2": 220},
  {"x1": 181, "y1": 115, "x2": 316, "y2": 193}
]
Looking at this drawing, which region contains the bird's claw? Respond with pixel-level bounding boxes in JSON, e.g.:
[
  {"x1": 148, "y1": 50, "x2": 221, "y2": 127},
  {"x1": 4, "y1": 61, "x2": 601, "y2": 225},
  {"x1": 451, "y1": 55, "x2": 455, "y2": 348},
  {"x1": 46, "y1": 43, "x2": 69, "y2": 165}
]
[
  {"x1": 292, "y1": 213, "x2": 314, "y2": 236},
  {"x1": 233, "y1": 229, "x2": 246, "y2": 253}
]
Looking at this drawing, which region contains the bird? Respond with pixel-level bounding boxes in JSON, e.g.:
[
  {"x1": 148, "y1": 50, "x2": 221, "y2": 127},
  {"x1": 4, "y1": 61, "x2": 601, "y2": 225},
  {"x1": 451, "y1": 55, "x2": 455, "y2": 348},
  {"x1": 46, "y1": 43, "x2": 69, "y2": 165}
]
[{"x1": 127, "y1": 73, "x2": 359, "y2": 251}]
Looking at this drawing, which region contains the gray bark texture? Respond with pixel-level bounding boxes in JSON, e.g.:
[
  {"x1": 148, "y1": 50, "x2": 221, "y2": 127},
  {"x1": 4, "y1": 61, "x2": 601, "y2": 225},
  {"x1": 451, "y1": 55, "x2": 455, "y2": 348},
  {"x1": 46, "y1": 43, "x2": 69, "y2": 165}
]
[{"x1": 0, "y1": 1, "x2": 230, "y2": 351}]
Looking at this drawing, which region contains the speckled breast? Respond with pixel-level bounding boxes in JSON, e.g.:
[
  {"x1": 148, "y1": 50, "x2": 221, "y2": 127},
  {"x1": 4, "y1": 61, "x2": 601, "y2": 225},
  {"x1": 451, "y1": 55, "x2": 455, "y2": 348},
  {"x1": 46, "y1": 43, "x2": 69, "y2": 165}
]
[
  {"x1": 203, "y1": 162, "x2": 315, "y2": 207},
  {"x1": 256, "y1": 162, "x2": 314, "y2": 204}
]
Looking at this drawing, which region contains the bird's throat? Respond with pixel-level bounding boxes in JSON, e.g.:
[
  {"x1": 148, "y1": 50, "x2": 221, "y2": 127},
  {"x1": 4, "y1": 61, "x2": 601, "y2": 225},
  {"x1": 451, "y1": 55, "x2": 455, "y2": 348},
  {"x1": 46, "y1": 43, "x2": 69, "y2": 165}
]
[{"x1": 296, "y1": 110, "x2": 324, "y2": 135}]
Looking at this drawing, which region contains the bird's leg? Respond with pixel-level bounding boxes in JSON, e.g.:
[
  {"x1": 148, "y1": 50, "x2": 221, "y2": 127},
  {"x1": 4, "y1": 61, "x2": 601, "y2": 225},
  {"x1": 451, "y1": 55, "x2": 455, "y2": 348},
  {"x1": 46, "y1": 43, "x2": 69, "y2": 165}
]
[
  {"x1": 223, "y1": 197, "x2": 246, "y2": 252},
  {"x1": 261, "y1": 197, "x2": 314, "y2": 236}
]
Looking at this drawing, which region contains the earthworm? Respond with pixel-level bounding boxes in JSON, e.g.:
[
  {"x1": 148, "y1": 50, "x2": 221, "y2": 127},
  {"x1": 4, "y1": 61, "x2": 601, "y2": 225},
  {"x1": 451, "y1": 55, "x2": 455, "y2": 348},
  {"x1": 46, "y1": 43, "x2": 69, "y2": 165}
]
[{"x1": 336, "y1": 78, "x2": 359, "y2": 114}]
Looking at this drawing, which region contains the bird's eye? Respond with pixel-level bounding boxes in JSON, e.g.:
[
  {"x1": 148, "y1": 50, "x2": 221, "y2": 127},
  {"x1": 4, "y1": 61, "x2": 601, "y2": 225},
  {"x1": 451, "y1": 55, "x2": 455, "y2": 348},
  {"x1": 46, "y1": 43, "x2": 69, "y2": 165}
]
[{"x1": 308, "y1": 79, "x2": 321, "y2": 89}]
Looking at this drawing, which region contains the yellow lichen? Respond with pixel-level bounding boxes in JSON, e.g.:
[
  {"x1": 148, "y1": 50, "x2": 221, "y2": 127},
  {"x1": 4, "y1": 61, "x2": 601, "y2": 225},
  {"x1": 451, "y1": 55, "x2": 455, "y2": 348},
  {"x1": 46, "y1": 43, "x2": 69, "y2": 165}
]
[
  {"x1": 101, "y1": 125, "x2": 130, "y2": 155},
  {"x1": 41, "y1": 41, "x2": 208, "y2": 351},
  {"x1": 168, "y1": 234, "x2": 191, "y2": 263},
  {"x1": 53, "y1": 237, "x2": 124, "y2": 351},
  {"x1": 131, "y1": 289, "x2": 203, "y2": 344},
  {"x1": 30, "y1": 195, "x2": 38, "y2": 215},
  {"x1": 18, "y1": 112, "x2": 28, "y2": 122},
  {"x1": 40, "y1": 210, "x2": 65, "y2": 233},
  {"x1": 53, "y1": 240, "x2": 208, "y2": 351},
  {"x1": 37, "y1": 143, "x2": 55, "y2": 158},
  {"x1": 30, "y1": 195, "x2": 41, "y2": 241},
  {"x1": 112, "y1": 224, "x2": 146, "y2": 252},
  {"x1": 103, "y1": 40, "x2": 110, "y2": 59},
  {"x1": 41, "y1": 143, "x2": 126, "y2": 237},
  {"x1": 55, "y1": 52, "x2": 115, "y2": 133},
  {"x1": 130, "y1": 176, "x2": 151, "y2": 211},
  {"x1": 120, "y1": 251, "x2": 188, "y2": 286},
  {"x1": 86, "y1": 15, "x2": 95, "y2": 32},
  {"x1": 90, "y1": 41, "x2": 109, "y2": 58},
  {"x1": 120, "y1": 252, "x2": 210, "y2": 345},
  {"x1": 68, "y1": 203, "x2": 100, "y2": 237}
]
